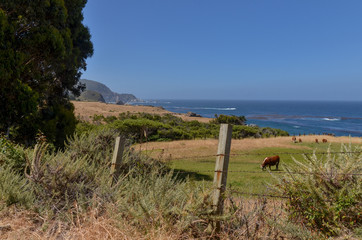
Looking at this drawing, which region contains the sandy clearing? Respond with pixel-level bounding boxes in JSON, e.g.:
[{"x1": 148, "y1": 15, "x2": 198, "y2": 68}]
[{"x1": 71, "y1": 101, "x2": 212, "y2": 123}]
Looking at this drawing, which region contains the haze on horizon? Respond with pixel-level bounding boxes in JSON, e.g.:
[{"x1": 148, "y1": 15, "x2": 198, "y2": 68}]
[{"x1": 82, "y1": 0, "x2": 362, "y2": 101}]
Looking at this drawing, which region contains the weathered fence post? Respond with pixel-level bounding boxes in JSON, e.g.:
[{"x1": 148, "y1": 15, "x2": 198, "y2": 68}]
[
  {"x1": 213, "y1": 124, "x2": 232, "y2": 232},
  {"x1": 110, "y1": 136, "x2": 125, "y2": 185}
]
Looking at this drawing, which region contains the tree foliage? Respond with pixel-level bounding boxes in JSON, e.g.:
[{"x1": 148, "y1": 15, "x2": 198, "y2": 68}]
[
  {"x1": 211, "y1": 114, "x2": 246, "y2": 125},
  {"x1": 0, "y1": 0, "x2": 93, "y2": 147}
]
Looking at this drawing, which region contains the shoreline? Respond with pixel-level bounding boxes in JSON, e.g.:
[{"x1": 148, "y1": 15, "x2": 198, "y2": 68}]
[
  {"x1": 71, "y1": 101, "x2": 213, "y2": 123},
  {"x1": 72, "y1": 101, "x2": 362, "y2": 138}
]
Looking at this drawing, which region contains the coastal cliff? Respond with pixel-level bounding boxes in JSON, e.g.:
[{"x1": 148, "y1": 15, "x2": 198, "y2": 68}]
[{"x1": 79, "y1": 79, "x2": 137, "y2": 103}]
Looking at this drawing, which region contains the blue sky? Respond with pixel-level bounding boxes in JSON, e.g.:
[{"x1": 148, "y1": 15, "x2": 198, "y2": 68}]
[{"x1": 82, "y1": 0, "x2": 362, "y2": 101}]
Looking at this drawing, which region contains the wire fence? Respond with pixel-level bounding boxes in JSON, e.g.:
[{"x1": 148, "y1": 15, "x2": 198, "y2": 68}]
[
  {"x1": 229, "y1": 190, "x2": 289, "y2": 199},
  {"x1": 174, "y1": 169, "x2": 362, "y2": 176},
  {"x1": 140, "y1": 131, "x2": 362, "y2": 201},
  {"x1": 169, "y1": 149, "x2": 362, "y2": 199},
  {"x1": 168, "y1": 151, "x2": 362, "y2": 161}
]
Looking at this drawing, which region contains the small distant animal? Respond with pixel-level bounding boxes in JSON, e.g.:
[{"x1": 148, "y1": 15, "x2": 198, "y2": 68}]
[
  {"x1": 315, "y1": 139, "x2": 319, "y2": 143},
  {"x1": 261, "y1": 155, "x2": 280, "y2": 171},
  {"x1": 322, "y1": 139, "x2": 327, "y2": 143},
  {"x1": 292, "y1": 136, "x2": 296, "y2": 142},
  {"x1": 299, "y1": 138, "x2": 302, "y2": 143}
]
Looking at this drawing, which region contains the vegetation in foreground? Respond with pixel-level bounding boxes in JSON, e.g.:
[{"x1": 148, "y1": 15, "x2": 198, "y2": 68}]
[
  {"x1": 0, "y1": 129, "x2": 360, "y2": 239},
  {"x1": 272, "y1": 144, "x2": 362, "y2": 237}
]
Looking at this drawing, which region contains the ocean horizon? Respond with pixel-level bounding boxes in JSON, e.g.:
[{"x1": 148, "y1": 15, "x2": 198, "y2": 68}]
[{"x1": 129, "y1": 99, "x2": 362, "y2": 137}]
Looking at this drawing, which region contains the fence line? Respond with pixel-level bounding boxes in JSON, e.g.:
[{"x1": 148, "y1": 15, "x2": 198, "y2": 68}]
[
  {"x1": 112, "y1": 126, "x2": 361, "y2": 203},
  {"x1": 168, "y1": 151, "x2": 362, "y2": 161},
  {"x1": 229, "y1": 190, "x2": 289, "y2": 199},
  {"x1": 174, "y1": 169, "x2": 362, "y2": 176},
  {"x1": 228, "y1": 151, "x2": 362, "y2": 156}
]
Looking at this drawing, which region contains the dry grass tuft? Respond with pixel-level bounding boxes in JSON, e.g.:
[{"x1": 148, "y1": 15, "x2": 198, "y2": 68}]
[{"x1": 0, "y1": 198, "x2": 298, "y2": 240}]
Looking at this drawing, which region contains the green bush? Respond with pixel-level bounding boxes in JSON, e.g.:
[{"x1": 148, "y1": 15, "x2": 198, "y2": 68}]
[
  {"x1": 0, "y1": 167, "x2": 34, "y2": 209},
  {"x1": 24, "y1": 143, "x2": 110, "y2": 214},
  {"x1": 211, "y1": 114, "x2": 246, "y2": 125},
  {"x1": 81, "y1": 113, "x2": 288, "y2": 143},
  {"x1": 272, "y1": 145, "x2": 362, "y2": 237},
  {"x1": 0, "y1": 136, "x2": 26, "y2": 174},
  {"x1": 66, "y1": 128, "x2": 119, "y2": 165}
]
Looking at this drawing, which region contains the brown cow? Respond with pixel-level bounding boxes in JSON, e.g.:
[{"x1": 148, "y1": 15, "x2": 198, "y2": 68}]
[
  {"x1": 292, "y1": 136, "x2": 296, "y2": 142},
  {"x1": 299, "y1": 138, "x2": 302, "y2": 143},
  {"x1": 322, "y1": 139, "x2": 327, "y2": 143},
  {"x1": 261, "y1": 155, "x2": 280, "y2": 171},
  {"x1": 315, "y1": 139, "x2": 319, "y2": 144}
]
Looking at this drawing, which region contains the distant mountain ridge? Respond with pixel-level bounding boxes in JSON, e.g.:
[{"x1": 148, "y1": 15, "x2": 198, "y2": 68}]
[{"x1": 80, "y1": 79, "x2": 137, "y2": 103}]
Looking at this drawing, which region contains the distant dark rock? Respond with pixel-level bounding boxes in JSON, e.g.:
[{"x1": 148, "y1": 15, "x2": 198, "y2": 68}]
[
  {"x1": 77, "y1": 90, "x2": 105, "y2": 102},
  {"x1": 116, "y1": 100, "x2": 124, "y2": 105},
  {"x1": 80, "y1": 79, "x2": 137, "y2": 103},
  {"x1": 186, "y1": 112, "x2": 202, "y2": 117}
]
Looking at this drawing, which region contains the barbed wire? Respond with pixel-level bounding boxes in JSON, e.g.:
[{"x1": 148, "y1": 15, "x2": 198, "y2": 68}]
[
  {"x1": 166, "y1": 151, "x2": 362, "y2": 161},
  {"x1": 229, "y1": 151, "x2": 362, "y2": 156},
  {"x1": 173, "y1": 169, "x2": 362, "y2": 176},
  {"x1": 228, "y1": 190, "x2": 289, "y2": 199}
]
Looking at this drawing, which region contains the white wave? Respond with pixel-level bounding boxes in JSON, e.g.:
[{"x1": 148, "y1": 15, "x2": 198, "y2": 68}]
[
  {"x1": 170, "y1": 107, "x2": 236, "y2": 111},
  {"x1": 323, "y1": 118, "x2": 340, "y2": 121},
  {"x1": 198, "y1": 107, "x2": 236, "y2": 111},
  {"x1": 293, "y1": 126, "x2": 301, "y2": 128}
]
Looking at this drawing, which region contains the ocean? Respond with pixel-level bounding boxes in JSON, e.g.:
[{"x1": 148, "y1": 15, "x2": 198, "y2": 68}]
[{"x1": 129, "y1": 100, "x2": 362, "y2": 137}]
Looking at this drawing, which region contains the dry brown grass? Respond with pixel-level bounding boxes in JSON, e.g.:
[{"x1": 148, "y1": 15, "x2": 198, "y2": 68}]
[
  {"x1": 137, "y1": 135, "x2": 362, "y2": 160},
  {"x1": 0, "y1": 207, "x2": 182, "y2": 240},
  {"x1": 0, "y1": 198, "x2": 292, "y2": 240},
  {"x1": 72, "y1": 101, "x2": 212, "y2": 123}
]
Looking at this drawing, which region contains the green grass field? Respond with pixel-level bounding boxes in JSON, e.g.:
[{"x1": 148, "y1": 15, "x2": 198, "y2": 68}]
[{"x1": 167, "y1": 142, "x2": 356, "y2": 194}]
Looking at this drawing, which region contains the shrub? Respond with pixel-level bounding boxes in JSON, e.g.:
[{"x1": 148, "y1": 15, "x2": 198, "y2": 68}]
[
  {"x1": 272, "y1": 144, "x2": 362, "y2": 237},
  {"x1": 66, "y1": 128, "x2": 119, "y2": 165},
  {"x1": 211, "y1": 114, "x2": 246, "y2": 125},
  {"x1": 24, "y1": 143, "x2": 111, "y2": 215},
  {"x1": 110, "y1": 168, "x2": 215, "y2": 236},
  {"x1": 110, "y1": 118, "x2": 164, "y2": 142},
  {"x1": 0, "y1": 136, "x2": 26, "y2": 174},
  {"x1": 0, "y1": 167, "x2": 34, "y2": 208},
  {"x1": 232, "y1": 125, "x2": 259, "y2": 139}
]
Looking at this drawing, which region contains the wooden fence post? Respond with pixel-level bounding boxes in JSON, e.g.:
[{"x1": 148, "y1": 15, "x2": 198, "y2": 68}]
[
  {"x1": 110, "y1": 136, "x2": 125, "y2": 185},
  {"x1": 213, "y1": 124, "x2": 232, "y2": 232}
]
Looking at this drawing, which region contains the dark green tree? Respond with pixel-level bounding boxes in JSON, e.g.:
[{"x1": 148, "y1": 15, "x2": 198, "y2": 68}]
[{"x1": 0, "y1": 0, "x2": 93, "y2": 147}]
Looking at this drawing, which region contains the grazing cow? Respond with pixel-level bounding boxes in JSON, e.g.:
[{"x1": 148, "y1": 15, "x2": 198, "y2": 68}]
[
  {"x1": 261, "y1": 155, "x2": 280, "y2": 171},
  {"x1": 292, "y1": 136, "x2": 296, "y2": 142},
  {"x1": 322, "y1": 139, "x2": 327, "y2": 143},
  {"x1": 315, "y1": 139, "x2": 319, "y2": 143},
  {"x1": 299, "y1": 138, "x2": 302, "y2": 143}
]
